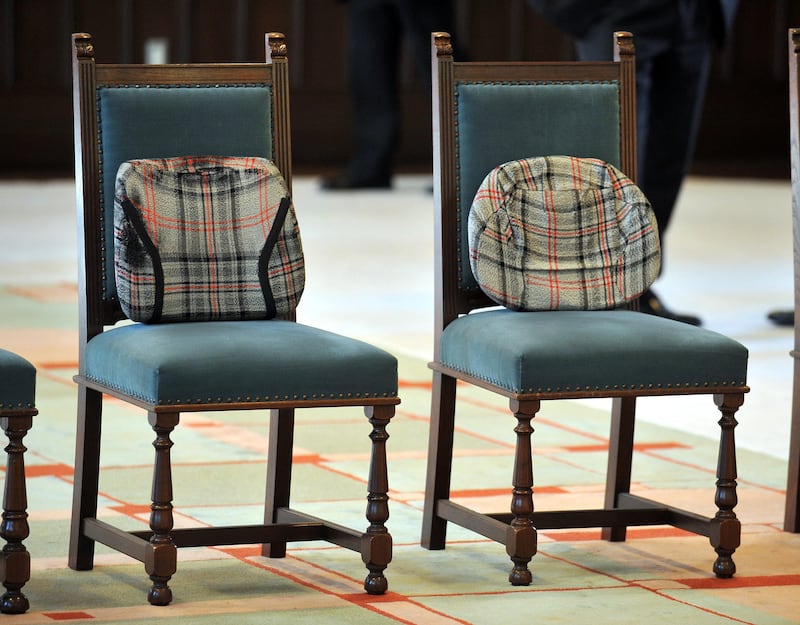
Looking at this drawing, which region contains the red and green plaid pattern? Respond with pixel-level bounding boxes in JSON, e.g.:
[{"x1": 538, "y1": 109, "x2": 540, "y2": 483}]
[
  {"x1": 114, "y1": 155, "x2": 304, "y2": 323},
  {"x1": 468, "y1": 155, "x2": 660, "y2": 311}
]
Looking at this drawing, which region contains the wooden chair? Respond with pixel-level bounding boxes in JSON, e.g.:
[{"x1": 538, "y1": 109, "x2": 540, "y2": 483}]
[
  {"x1": 421, "y1": 31, "x2": 750, "y2": 585},
  {"x1": 70, "y1": 32, "x2": 398, "y2": 605},
  {"x1": 0, "y1": 349, "x2": 35, "y2": 614},
  {"x1": 786, "y1": 27, "x2": 800, "y2": 532}
]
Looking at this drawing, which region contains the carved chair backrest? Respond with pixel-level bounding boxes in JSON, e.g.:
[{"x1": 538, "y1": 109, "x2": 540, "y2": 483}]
[
  {"x1": 71, "y1": 33, "x2": 292, "y2": 353},
  {"x1": 431, "y1": 31, "x2": 637, "y2": 335}
]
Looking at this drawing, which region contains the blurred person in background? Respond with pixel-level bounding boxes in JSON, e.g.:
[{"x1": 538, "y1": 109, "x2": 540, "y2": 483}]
[
  {"x1": 321, "y1": 0, "x2": 457, "y2": 190},
  {"x1": 529, "y1": 0, "x2": 739, "y2": 325}
]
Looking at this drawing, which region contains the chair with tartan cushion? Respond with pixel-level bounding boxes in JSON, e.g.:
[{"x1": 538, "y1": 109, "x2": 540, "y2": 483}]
[
  {"x1": 70, "y1": 32, "x2": 398, "y2": 605},
  {"x1": 421, "y1": 31, "x2": 749, "y2": 585},
  {"x1": 0, "y1": 348, "x2": 35, "y2": 614}
]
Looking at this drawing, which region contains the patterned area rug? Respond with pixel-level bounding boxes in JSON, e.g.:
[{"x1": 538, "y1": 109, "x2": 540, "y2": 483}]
[{"x1": 1, "y1": 283, "x2": 799, "y2": 624}]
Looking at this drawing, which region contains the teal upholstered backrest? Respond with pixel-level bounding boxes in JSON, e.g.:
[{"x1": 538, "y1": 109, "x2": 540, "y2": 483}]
[
  {"x1": 454, "y1": 81, "x2": 621, "y2": 293},
  {"x1": 97, "y1": 85, "x2": 273, "y2": 301}
]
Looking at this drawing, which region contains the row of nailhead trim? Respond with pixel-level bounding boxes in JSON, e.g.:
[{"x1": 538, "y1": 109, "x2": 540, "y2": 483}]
[
  {"x1": 0, "y1": 401, "x2": 35, "y2": 409},
  {"x1": 522, "y1": 380, "x2": 746, "y2": 393},
  {"x1": 85, "y1": 376, "x2": 397, "y2": 405},
  {"x1": 441, "y1": 362, "x2": 745, "y2": 393},
  {"x1": 155, "y1": 390, "x2": 398, "y2": 406},
  {"x1": 101, "y1": 84, "x2": 270, "y2": 89}
]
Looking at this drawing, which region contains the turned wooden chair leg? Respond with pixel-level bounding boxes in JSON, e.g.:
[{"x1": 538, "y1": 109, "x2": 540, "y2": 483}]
[
  {"x1": 602, "y1": 396, "x2": 636, "y2": 542},
  {"x1": 421, "y1": 371, "x2": 457, "y2": 550},
  {"x1": 264, "y1": 408, "x2": 294, "y2": 558},
  {"x1": 145, "y1": 411, "x2": 179, "y2": 606},
  {"x1": 0, "y1": 413, "x2": 33, "y2": 614},
  {"x1": 506, "y1": 399, "x2": 539, "y2": 586},
  {"x1": 362, "y1": 404, "x2": 393, "y2": 595},
  {"x1": 711, "y1": 393, "x2": 743, "y2": 578}
]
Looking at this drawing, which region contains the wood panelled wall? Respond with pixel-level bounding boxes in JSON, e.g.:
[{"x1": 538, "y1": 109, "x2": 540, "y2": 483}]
[{"x1": 2, "y1": 0, "x2": 799, "y2": 177}]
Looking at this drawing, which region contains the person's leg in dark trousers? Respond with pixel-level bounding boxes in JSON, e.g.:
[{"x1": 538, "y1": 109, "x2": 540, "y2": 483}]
[
  {"x1": 636, "y1": 37, "x2": 712, "y2": 238},
  {"x1": 323, "y1": 0, "x2": 457, "y2": 190},
  {"x1": 333, "y1": 0, "x2": 401, "y2": 189},
  {"x1": 396, "y1": 0, "x2": 458, "y2": 78},
  {"x1": 576, "y1": 24, "x2": 710, "y2": 325}
]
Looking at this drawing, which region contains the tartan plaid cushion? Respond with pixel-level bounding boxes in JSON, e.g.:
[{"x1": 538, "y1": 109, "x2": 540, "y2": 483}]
[
  {"x1": 114, "y1": 156, "x2": 304, "y2": 323},
  {"x1": 468, "y1": 155, "x2": 660, "y2": 311}
]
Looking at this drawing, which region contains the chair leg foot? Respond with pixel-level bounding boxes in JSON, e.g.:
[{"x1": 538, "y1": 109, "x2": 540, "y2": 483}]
[
  {"x1": 0, "y1": 543, "x2": 30, "y2": 614},
  {"x1": 147, "y1": 578, "x2": 173, "y2": 606},
  {"x1": 68, "y1": 540, "x2": 96, "y2": 571},
  {"x1": 509, "y1": 556, "x2": 533, "y2": 586},
  {"x1": 713, "y1": 550, "x2": 736, "y2": 578},
  {"x1": 361, "y1": 526, "x2": 391, "y2": 594},
  {"x1": 0, "y1": 589, "x2": 29, "y2": 615},
  {"x1": 364, "y1": 566, "x2": 389, "y2": 595}
]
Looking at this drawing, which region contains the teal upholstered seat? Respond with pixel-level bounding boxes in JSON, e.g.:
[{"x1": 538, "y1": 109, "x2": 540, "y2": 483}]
[
  {"x1": 70, "y1": 32, "x2": 398, "y2": 607},
  {"x1": 440, "y1": 310, "x2": 748, "y2": 396},
  {"x1": 422, "y1": 32, "x2": 749, "y2": 588},
  {"x1": 0, "y1": 349, "x2": 36, "y2": 410},
  {"x1": 0, "y1": 348, "x2": 36, "y2": 613},
  {"x1": 84, "y1": 321, "x2": 397, "y2": 406}
]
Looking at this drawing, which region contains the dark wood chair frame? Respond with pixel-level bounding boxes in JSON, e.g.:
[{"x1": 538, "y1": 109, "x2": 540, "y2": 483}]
[
  {"x1": 421, "y1": 31, "x2": 748, "y2": 585},
  {"x1": 786, "y1": 27, "x2": 800, "y2": 533},
  {"x1": 70, "y1": 32, "x2": 397, "y2": 605},
  {"x1": 0, "y1": 405, "x2": 34, "y2": 614}
]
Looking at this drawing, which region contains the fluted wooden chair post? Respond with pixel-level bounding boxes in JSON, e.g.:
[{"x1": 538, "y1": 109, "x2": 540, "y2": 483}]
[{"x1": 785, "y1": 26, "x2": 800, "y2": 533}]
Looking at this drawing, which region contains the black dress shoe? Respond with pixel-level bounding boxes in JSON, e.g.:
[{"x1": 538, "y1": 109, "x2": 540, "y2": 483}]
[
  {"x1": 320, "y1": 174, "x2": 391, "y2": 190},
  {"x1": 767, "y1": 309, "x2": 794, "y2": 326},
  {"x1": 638, "y1": 289, "x2": 701, "y2": 326}
]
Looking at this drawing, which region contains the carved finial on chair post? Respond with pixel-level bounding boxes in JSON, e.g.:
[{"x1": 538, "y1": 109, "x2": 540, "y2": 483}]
[
  {"x1": 73, "y1": 33, "x2": 95, "y2": 60},
  {"x1": 614, "y1": 31, "x2": 634, "y2": 61},
  {"x1": 433, "y1": 32, "x2": 453, "y2": 58},
  {"x1": 266, "y1": 32, "x2": 288, "y2": 62},
  {"x1": 614, "y1": 30, "x2": 637, "y2": 181}
]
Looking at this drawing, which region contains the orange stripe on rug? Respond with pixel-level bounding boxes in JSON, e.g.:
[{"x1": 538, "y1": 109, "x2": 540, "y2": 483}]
[
  {"x1": 38, "y1": 361, "x2": 79, "y2": 370},
  {"x1": 561, "y1": 442, "x2": 689, "y2": 452},
  {"x1": 451, "y1": 486, "x2": 567, "y2": 498},
  {"x1": 674, "y1": 574, "x2": 800, "y2": 589},
  {"x1": 42, "y1": 611, "x2": 94, "y2": 620},
  {"x1": 109, "y1": 504, "x2": 152, "y2": 516},
  {"x1": 543, "y1": 526, "x2": 693, "y2": 542},
  {"x1": 217, "y1": 545, "x2": 261, "y2": 558},
  {"x1": 7, "y1": 282, "x2": 78, "y2": 302},
  {"x1": 24, "y1": 463, "x2": 74, "y2": 478},
  {"x1": 339, "y1": 591, "x2": 409, "y2": 605},
  {"x1": 398, "y1": 379, "x2": 432, "y2": 390}
]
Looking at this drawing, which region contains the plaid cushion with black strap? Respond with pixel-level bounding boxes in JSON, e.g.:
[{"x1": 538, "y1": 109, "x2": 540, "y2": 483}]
[
  {"x1": 468, "y1": 155, "x2": 660, "y2": 311},
  {"x1": 114, "y1": 155, "x2": 304, "y2": 323}
]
